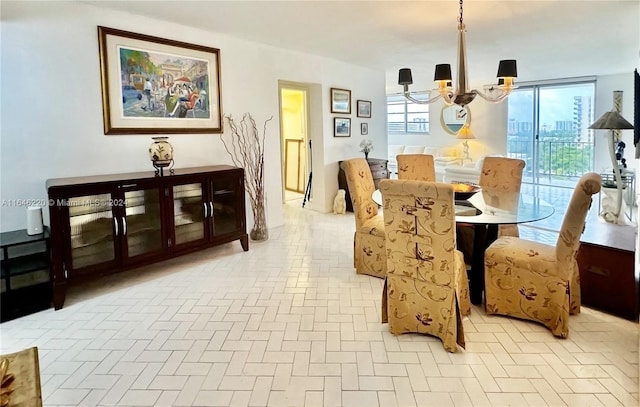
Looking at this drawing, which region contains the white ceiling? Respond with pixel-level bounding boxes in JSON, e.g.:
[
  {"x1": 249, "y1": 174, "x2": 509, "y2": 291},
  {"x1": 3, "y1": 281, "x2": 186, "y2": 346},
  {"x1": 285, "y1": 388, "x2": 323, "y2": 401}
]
[{"x1": 87, "y1": 1, "x2": 639, "y2": 92}]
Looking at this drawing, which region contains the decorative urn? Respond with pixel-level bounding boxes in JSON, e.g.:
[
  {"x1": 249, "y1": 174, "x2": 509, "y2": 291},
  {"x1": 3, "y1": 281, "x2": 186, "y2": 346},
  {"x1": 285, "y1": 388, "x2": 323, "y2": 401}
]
[{"x1": 149, "y1": 137, "x2": 174, "y2": 176}]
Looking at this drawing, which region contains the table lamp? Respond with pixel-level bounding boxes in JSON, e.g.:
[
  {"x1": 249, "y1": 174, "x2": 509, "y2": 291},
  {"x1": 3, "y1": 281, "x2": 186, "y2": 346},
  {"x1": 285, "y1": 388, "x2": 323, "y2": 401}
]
[
  {"x1": 457, "y1": 124, "x2": 475, "y2": 162},
  {"x1": 589, "y1": 110, "x2": 634, "y2": 222}
]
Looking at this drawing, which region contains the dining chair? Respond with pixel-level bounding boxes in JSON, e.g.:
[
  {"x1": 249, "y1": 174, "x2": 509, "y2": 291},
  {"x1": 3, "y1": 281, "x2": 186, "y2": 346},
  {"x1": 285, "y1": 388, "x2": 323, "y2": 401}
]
[
  {"x1": 457, "y1": 156, "x2": 525, "y2": 263},
  {"x1": 396, "y1": 154, "x2": 436, "y2": 181},
  {"x1": 479, "y1": 156, "x2": 526, "y2": 238},
  {"x1": 379, "y1": 179, "x2": 471, "y2": 353},
  {"x1": 0, "y1": 347, "x2": 43, "y2": 406},
  {"x1": 484, "y1": 172, "x2": 601, "y2": 337},
  {"x1": 339, "y1": 158, "x2": 386, "y2": 278}
]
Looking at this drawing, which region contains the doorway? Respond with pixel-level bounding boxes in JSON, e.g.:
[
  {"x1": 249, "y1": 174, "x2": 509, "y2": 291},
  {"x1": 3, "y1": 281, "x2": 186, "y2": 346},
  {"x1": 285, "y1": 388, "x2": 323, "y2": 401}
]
[{"x1": 279, "y1": 84, "x2": 310, "y2": 203}]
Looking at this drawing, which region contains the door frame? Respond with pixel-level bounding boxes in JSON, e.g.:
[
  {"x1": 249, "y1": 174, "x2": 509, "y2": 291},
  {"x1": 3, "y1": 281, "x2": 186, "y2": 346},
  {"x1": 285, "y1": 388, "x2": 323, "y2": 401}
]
[{"x1": 278, "y1": 81, "x2": 312, "y2": 203}]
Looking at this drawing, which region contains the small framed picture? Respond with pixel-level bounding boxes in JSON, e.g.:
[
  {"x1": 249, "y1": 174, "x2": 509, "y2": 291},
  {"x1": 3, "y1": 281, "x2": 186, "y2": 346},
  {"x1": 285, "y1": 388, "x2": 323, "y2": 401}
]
[
  {"x1": 361, "y1": 122, "x2": 368, "y2": 135},
  {"x1": 334, "y1": 117, "x2": 351, "y2": 137},
  {"x1": 331, "y1": 88, "x2": 351, "y2": 114},
  {"x1": 357, "y1": 100, "x2": 371, "y2": 118}
]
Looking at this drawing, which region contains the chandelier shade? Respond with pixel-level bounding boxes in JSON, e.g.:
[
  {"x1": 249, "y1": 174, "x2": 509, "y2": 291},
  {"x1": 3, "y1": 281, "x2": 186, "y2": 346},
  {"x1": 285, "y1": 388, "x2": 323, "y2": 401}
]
[
  {"x1": 398, "y1": 0, "x2": 518, "y2": 107},
  {"x1": 497, "y1": 60, "x2": 518, "y2": 79},
  {"x1": 398, "y1": 68, "x2": 413, "y2": 86},
  {"x1": 434, "y1": 64, "x2": 453, "y2": 82}
]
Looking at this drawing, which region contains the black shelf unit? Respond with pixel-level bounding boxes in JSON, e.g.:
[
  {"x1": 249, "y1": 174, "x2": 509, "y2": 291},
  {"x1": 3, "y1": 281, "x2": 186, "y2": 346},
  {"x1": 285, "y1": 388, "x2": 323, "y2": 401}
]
[{"x1": 1, "y1": 227, "x2": 52, "y2": 322}]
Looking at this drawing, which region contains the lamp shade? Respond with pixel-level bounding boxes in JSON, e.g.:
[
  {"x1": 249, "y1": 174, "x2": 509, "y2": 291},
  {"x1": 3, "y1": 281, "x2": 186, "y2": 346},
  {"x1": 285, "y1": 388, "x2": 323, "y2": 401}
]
[
  {"x1": 433, "y1": 64, "x2": 452, "y2": 82},
  {"x1": 589, "y1": 111, "x2": 634, "y2": 130},
  {"x1": 456, "y1": 125, "x2": 475, "y2": 139},
  {"x1": 497, "y1": 59, "x2": 517, "y2": 78},
  {"x1": 398, "y1": 68, "x2": 413, "y2": 85}
]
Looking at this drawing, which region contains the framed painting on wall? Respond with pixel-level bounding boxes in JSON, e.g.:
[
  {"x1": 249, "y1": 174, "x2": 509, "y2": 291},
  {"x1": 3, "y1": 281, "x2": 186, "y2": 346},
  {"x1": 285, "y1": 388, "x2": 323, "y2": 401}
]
[
  {"x1": 357, "y1": 100, "x2": 371, "y2": 118},
  {"x1": 330, "y1": 88, "x2": 351, "y2": 114},
  {"x1": 334, "y1": 118, "x2": 351, "y2": 137},
  {"x1": 98, "y1": 26, "x2": 222, "y2": 134},
  {"x1": 361, "y1": 122, "x2": 368, "y2": 135}
]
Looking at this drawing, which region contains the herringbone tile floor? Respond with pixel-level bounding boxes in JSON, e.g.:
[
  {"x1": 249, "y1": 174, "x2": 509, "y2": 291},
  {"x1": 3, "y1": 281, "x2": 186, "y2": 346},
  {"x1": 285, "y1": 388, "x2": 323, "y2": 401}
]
[{"x1": 1, "y1": 202, "x2": 638, "y2": 406}]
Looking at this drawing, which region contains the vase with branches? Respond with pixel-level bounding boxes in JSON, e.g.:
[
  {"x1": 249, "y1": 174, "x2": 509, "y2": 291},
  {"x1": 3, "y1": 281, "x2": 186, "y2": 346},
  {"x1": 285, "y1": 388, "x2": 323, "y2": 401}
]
[{"x1": 221, "y1": 113, "x2": 273, "y2": 241}]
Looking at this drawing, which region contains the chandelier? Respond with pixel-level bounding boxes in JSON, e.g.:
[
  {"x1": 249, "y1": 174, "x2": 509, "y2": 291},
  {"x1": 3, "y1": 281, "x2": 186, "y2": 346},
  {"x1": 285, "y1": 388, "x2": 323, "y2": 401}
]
[{"x1": 398, "y1": 0, "x2": 518, "y2": 107}]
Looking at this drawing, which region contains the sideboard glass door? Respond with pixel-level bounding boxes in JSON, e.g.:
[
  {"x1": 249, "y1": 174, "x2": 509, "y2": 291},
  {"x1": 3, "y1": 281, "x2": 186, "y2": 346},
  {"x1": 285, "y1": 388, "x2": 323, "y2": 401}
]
[
  {"x1": 172, "y1": 182, "x2": 207, "y2": 248},
  {"x1": 122, "y1": 188, "x2": 163, "y2": 260},
  {"x1": 68, "y1": 193, "x2": 116, "y2": 271},
  {"x1": 211, "y1": 176, "x2": 241, "y2": 237}
]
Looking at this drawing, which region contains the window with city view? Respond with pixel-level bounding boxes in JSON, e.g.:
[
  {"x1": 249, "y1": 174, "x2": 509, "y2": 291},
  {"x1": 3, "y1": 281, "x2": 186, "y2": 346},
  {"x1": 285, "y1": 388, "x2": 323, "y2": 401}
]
[
  {"x1": 387, "y1": 92, "x2": 429, "y2": 134},
  {"x1": 507, "y1": 81, "x2": 595, "y2": 186}
]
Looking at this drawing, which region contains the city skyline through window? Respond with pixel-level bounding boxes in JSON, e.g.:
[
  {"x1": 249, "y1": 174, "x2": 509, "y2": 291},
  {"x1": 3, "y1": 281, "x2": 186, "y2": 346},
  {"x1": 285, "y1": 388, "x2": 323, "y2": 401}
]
[{"x1": 507, "y1": 81, "x2": 595, "y2": 186}]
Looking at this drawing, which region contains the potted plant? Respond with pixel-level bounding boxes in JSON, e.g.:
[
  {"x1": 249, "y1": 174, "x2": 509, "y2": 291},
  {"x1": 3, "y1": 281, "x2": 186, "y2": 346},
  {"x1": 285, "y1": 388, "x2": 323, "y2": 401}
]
[{"x1": 359, "y1": 139, "x2": 373, "y2": 159}]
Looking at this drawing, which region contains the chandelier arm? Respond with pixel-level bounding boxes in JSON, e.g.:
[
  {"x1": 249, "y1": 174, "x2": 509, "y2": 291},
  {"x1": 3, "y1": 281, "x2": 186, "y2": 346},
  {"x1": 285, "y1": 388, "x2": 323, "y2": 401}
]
[
  {"x1": 403, "y1": 91, "x2": 443, "y2": 105},
  {"x1": 471, "y1": 88, "x2": 510, "y2": 104}
]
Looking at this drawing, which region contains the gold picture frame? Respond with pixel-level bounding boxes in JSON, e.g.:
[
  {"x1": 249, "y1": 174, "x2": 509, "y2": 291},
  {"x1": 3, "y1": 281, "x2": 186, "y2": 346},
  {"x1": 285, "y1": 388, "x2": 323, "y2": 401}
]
[{"x1": 98, "y1": 26, "x2": 222, "y2": 135}]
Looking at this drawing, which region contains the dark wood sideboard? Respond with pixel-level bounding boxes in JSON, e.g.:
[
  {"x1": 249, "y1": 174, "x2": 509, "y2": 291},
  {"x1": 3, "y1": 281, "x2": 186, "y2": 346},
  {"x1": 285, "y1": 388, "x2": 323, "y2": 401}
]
[
  {"x1": 47, "y1": 166, "x2": 248, "y2": 309},
  {"x1": 576, "y1": 220, "x2": 638, "y2": 321},
  {"x1": 338, "y1": 158, "x2": 389, "y2": 212}
]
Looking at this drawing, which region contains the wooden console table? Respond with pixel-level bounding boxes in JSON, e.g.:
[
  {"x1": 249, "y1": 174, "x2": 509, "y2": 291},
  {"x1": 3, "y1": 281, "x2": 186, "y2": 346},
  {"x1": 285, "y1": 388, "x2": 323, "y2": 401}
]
[
  {"x1": 47, "y1": 166, "x2": 248, "y2": 309},
  {"x1": 576, "y1": 220, "x2": 638, "y2": 321}
]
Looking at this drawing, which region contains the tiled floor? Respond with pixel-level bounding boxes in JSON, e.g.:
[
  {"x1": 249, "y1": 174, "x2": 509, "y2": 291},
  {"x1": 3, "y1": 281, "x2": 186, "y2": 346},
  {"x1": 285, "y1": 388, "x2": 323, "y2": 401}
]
[
  {"x1": 1, "y1": 198, "x2": 638, "y2": 407},
  {"x1": 284, "y1": 190, "x2": 304, "y2": 203}
]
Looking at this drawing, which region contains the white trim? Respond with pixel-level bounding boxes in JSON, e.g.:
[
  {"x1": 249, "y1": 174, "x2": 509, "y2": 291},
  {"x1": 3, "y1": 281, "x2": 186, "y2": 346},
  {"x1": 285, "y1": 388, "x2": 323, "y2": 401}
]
[{"x1": 511, "y1": 76, "x2": 597, "y2": 88}]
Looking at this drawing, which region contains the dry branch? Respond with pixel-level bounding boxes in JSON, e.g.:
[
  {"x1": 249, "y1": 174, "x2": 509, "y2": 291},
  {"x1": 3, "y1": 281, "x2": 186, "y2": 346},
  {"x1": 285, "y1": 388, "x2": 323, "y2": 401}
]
[{"x1": 221, "y1": 113, "x2": 273, "y2": 224}]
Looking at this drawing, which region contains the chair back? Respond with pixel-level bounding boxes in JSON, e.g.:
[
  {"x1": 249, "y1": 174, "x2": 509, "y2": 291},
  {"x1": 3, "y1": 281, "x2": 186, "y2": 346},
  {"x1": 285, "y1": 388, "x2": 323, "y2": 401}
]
[
  {"x1": 479, "y1": 157, "x2": 525, "y2": 192},
  {"x1": 397, "y1": 154, "x2": 436, "y2": 181},
  {"x1": 379, "y1": 179, "x2": 456, "y2": 281},
  {"x1": 340, "y1": 158, "x2": 378, "y2": 230},
  {"x1": 555, "y1": 172, "x2": 602, "y2": 266}
]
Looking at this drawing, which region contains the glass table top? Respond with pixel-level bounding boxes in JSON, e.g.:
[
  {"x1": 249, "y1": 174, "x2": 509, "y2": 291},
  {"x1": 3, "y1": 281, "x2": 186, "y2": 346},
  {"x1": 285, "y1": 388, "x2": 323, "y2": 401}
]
[{"x1": 372, "y1": 189, "x2": 555, "y2": 225}]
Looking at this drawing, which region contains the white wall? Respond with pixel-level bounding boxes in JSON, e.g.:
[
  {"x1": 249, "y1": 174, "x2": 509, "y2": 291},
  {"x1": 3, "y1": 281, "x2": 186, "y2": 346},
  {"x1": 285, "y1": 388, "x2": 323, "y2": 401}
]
[{"x1": 0, "y1": 1, "x2": 387, "y2": 232}]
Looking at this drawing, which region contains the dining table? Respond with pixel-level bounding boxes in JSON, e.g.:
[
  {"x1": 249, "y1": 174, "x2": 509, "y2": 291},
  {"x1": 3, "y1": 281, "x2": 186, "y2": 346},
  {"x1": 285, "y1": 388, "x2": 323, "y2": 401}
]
[{"x1": 372, "y1": 187, "x2": 555, "y2": 305}]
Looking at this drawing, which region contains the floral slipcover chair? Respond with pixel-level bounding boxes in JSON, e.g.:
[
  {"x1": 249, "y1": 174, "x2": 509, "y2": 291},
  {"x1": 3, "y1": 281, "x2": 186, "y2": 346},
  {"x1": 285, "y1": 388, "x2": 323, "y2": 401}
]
[
  {"x1": 479, "y1": 157, "x2": 526, "y2": 238},
  {"x1": 379, "y1": 179, "x2": 471, "y2": 352},
  {"x1": 340, "y1": 158, "x2": 386, "y2": 278},
  {"x1": 457, "y1": 157, "x2": 525, "y2": 263},
  {"x1": 484, "y1": 172, "x2": 601, "y2": 337},
  {"x1": 397, "y1": 154, "x2": 436, "y2": 181}
]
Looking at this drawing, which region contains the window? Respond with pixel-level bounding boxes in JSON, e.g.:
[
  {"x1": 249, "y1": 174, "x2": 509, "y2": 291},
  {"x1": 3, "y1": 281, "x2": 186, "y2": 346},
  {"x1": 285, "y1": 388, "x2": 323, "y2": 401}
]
[
  {"x1": 387, "y1": 92, "x2": 429, "y2": 134},
  {"x1": 506, "y1": 79, "x2": 595, "y2": 186}
]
